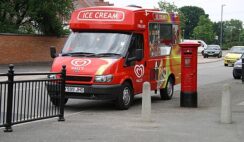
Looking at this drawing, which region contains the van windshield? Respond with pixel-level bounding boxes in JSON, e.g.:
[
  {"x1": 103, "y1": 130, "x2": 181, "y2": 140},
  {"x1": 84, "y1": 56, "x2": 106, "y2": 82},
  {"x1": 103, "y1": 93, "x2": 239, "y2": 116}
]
[{"x1": 62, "y1": 32, "x2": 131, "y2": 56}]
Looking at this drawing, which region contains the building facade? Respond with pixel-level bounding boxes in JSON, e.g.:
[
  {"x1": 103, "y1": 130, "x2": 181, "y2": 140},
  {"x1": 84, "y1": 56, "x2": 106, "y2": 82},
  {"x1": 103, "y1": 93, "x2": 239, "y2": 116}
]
[{"x1": 73, "y1": 0, "x2": 113, "y2": 9}]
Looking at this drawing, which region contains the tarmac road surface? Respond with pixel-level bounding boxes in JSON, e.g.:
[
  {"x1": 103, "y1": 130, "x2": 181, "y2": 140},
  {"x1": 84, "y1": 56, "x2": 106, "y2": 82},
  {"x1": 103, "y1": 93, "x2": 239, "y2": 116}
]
[{"x1": 1, "y1": 52, "x2": 244, "y2": 142}]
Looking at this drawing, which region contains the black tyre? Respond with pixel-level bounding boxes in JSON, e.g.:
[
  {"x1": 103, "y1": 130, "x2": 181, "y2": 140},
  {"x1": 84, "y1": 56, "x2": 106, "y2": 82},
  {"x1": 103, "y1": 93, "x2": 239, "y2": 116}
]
[
  {"x1": 160, "y1": 77, "x2": 174, "y2": 100},
  {"x1": 115, "y1": 82, "x2": 133, "y2": 110},
  {"x1": 218, "y1": 53, "x2": 222, "y2": 58},
  {"x1": 50, "y1": 98, "x2": 68, "y2": 106},
  {"x1": 224, "y1": 63, "x2": 227, "y2": 66},
  {"x1": 233, "y1": 70, "x2": 241, "y2": 79}
]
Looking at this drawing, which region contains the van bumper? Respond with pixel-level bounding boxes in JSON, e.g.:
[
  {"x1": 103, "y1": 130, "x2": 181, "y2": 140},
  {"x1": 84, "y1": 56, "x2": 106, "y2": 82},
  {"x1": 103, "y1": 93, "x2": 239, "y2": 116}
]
[{"x1": 47, "y1": 83, "x2": 122, "y2": 100}]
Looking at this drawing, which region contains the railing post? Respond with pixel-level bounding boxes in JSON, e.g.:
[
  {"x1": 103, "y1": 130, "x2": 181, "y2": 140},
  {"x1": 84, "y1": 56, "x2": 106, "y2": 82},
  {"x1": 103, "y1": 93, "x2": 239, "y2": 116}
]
[
  {"x1": 58, "y1": 65, "x2": 66, "y2": 121},
  {"x1": 4, "y1": 64, "x2": 14, "y2": 132}
]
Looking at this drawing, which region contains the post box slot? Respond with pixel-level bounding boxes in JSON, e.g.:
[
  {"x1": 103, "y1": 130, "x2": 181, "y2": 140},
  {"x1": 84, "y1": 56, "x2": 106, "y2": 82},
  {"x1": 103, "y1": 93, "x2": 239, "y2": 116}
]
[
  {"x1": 184, "y1": 52, "x2": 192, "y2": 55},
  {"x1": 184, "y1": 49, "x2": 192, "y2": 55}
]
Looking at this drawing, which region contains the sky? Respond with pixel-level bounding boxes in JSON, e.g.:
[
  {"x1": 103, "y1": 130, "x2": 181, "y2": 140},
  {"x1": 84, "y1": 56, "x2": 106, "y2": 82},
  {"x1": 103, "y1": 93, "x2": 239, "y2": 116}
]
[{"x1": 107, "y1": 0, "x2": 244, "y2": 23}]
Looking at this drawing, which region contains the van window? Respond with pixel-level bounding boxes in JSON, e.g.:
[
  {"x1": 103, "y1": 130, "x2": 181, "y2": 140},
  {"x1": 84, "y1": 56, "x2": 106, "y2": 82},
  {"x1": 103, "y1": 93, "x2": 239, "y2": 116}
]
[
  {"x1": 149, "y1": 23, "x2": 174, "y2": 57},
  {"x1": 172, "y1": 24, "x2": 180, "y2": 44},
  {"x1": 127, "y1": 34, "x2": 144, "y2": 58}
]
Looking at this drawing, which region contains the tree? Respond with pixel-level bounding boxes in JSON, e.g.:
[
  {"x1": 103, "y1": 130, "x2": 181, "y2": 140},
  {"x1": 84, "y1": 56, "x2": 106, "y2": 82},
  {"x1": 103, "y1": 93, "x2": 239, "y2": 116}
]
[
  {"x1": 219, "y1": 19, "x2": 244, "y2": 49},
  {"x1": 213, "y1": 22, "x2": 222, "y2": 44},
  {"x1": 193, "y1": 15, "x2": 215, "y2": 43},
  {"x1": 179, "y1": 6, "x2": 206, "y2": 39},
  {"x1": 240, "y1": 30, "x2": 244, "y2": 41},
  {"x1": 0, "y1": 0, "x2": 73, "y2": 36},
  {"x1": 158, "y1": 1, "x2": 179, "y2": 12},
  {"x1": 223, "y1": 19, "x2": 243, "y2": 43}
]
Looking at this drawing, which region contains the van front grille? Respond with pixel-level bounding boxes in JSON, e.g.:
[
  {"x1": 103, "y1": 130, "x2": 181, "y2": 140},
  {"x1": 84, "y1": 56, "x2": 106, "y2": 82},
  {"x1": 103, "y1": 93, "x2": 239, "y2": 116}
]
[{"x1": 66, "y1": 76, "x2": 92, "y2": 82}]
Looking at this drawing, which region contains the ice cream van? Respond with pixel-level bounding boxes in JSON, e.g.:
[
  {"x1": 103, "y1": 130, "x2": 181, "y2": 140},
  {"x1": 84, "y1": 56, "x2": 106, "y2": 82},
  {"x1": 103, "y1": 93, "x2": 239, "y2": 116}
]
[{"x1": 49, "y1": 5, "x2": 181, "y2": 110}]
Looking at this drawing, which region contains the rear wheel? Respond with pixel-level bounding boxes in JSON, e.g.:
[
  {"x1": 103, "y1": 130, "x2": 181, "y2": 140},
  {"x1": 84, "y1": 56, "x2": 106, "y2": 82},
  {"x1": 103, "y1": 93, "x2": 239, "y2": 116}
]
[
  {"x1": 160, "y1": 77, "x2": 174, "y2": 100},
  {"x1": 115, "y1": 82, "x2": 133, "y2": 110},
  {"x1": 224, "y1": 63, "x2": 228, "y2": 66}
]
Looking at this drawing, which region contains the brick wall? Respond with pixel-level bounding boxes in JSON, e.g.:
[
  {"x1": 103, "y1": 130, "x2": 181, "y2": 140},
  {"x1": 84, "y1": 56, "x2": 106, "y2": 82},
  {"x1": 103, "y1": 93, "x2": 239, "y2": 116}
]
[{"x1": 0, "y1": 34, "x2": 67, "y2": 64}]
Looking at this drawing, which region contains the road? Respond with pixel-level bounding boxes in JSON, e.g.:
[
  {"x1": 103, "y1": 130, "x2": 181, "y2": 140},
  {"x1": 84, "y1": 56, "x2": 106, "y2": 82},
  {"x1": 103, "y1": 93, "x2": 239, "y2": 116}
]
[
  {"x1": 198, "y1": 60, "x2": 233, "y2": 86},
  {"x1": 1, "y1": 56, "x2": 244, "y2": 142}
]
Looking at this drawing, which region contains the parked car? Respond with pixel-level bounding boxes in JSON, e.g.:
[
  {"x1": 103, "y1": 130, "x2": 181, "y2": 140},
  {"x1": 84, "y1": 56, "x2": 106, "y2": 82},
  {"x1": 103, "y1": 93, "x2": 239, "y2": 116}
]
[
  {"x1": 224, "y1": 46, "x2": 244, "y2": 66},
  {"x1": 203, "y1": 45, "x2": 222, "y2": 58},
  {"x1": 233, "y1": 54, "x2": 244, "y2": 79},
  {"x1": 183, "y1": 39, "x2": 207, "y2": 55}
]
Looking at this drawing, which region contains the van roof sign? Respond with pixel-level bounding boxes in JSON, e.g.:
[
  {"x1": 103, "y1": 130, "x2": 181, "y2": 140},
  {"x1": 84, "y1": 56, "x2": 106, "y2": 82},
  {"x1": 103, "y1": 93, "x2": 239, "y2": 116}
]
[
  {"x1": 77, "y1": 10, "x2": 125, "y2": 22},
  {"x1": 153, "y1": 13, "x2": 169, "y2": 21}
]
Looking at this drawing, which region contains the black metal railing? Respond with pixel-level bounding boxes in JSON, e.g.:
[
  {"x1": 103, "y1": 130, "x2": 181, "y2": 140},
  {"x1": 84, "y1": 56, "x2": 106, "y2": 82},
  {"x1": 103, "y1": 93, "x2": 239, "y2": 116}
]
[{"x1": 0, "y1": 64, "x2": 66, "y2": 132}]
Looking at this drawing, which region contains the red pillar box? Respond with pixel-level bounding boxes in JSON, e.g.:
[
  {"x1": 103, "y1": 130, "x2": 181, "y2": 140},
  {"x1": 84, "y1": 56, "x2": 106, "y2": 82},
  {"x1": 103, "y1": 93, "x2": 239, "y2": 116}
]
[{"x1": 179, "y1": 42, "x2": 200, "y2": 107}]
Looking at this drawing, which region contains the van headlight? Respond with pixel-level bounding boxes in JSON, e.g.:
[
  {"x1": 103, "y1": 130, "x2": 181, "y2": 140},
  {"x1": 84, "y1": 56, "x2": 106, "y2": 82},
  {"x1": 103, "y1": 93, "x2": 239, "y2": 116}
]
[{"x1": 94, "y1": 75, "x2": 113, "y2": 82}]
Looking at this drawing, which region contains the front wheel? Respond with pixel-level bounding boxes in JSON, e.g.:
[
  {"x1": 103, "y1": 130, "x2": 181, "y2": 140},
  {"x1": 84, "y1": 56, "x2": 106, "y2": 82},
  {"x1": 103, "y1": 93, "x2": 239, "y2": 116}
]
[
  {"x1": 160, "y1": 77, "x2": 174, "y2": 100},
  {"x1": 115, "y1": 82, "x2": 133, "y2": 110},
  {"x1": 233, "y1": 70, "x2": 241, "y2": 79},
  {"x1": 218, "y1": 53, "x2": 222, "y2": 58}
]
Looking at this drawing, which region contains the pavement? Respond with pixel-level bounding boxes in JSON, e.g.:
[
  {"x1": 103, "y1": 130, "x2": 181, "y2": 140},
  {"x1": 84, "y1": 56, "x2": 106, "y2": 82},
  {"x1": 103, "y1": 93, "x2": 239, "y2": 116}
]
[{"x1": 1, "y1": 52, "x2": 244, "y2": 142}]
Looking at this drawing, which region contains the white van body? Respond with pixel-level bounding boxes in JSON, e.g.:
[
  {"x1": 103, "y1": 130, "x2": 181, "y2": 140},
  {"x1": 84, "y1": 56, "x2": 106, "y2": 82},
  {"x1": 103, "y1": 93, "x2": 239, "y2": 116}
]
[{"x1": 183, "y1": 39, "x2": 207, "y2": 55}]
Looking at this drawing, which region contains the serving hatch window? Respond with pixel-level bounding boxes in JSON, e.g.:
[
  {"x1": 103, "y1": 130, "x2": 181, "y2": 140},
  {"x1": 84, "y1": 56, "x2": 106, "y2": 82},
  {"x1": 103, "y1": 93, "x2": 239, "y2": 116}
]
[{"x1": 149, "y1": 23, "x2": 174, "y2": 57}]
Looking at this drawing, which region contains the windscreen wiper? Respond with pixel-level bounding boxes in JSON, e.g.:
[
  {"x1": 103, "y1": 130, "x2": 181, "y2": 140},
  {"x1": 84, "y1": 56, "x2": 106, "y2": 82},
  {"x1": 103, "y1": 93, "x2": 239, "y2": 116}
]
[
  {"x1": 95, "y1": 53, "x2": 121, "y2": 57},
  {"x1": 62, "y1": 52, "x2": 95, "y2": 57}
]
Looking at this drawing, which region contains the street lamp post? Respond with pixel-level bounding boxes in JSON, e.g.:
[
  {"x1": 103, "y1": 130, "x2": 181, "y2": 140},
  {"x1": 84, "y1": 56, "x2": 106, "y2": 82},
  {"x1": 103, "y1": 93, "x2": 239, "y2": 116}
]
[
  {"x1": 182, "y1": 29, "x2": 185, "y2": 40},
  {"x1": 220, "y1": 4, "x2": 226, "y2": 47}
]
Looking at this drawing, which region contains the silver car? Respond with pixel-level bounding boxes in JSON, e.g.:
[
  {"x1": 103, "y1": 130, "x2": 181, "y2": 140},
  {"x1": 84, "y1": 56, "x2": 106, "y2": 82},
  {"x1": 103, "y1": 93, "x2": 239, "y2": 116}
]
[{"x1": 203, "y1": 45, "x2": 222, "y2": 58}]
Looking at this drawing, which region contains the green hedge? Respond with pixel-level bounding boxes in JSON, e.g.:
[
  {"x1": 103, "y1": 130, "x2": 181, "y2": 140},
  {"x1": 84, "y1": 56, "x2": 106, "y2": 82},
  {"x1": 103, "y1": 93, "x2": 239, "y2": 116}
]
[{"x1": 222, "y1": 41, "x2": 244, "y2": 50}]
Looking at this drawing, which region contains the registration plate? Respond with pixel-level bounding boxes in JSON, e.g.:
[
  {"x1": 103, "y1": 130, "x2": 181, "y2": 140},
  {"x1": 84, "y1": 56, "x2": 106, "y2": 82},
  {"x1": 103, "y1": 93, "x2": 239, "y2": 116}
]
[
  {"x1": 228, "y1": 63, "x2": 233, "y2": 66},
  {"x1": 65, "y1": 87, "x2": 84, "y2": 93}
]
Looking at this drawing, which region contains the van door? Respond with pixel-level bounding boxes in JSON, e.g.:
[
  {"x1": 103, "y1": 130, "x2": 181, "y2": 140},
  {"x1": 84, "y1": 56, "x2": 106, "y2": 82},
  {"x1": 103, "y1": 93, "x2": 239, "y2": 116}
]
[{"x1": 125, "y1": 33, "x2": 145, "y2": 94}]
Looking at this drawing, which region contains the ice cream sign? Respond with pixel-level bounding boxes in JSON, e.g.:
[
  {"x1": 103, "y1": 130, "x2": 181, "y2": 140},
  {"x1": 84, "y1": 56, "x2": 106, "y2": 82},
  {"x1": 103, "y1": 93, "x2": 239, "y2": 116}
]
[{"x1": 77, "y1": 10, "x2": 125, "y2": 21}]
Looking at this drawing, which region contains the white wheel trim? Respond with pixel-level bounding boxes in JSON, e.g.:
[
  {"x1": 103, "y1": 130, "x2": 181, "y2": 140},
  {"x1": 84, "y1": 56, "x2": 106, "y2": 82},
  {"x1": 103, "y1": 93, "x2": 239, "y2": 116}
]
[
  {"x1": 123, "y1": 87, "x2": 131, "y2": 106},
  {"x1": 167, "y1": 80, "x2": 173, "y2": 97}
]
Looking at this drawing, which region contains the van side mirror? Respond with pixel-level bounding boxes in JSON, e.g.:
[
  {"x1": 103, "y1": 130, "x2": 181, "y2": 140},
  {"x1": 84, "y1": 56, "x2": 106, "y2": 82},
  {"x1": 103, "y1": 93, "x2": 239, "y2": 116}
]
[
  {"x1": 50, "y1": 46, "x2": 57, "y2": 58},
  {"x1": 135, "y1": 49, "x2": 143, "y2": 61},
  {"x1": 127, "y1": 49, "x2": 143, "y2": 63}
]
